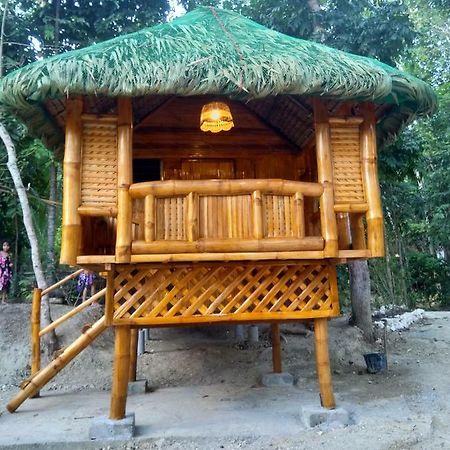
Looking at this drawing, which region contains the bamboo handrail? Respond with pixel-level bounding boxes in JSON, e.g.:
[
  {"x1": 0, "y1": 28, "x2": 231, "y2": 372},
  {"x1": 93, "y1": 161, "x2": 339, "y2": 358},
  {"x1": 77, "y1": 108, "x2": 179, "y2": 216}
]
[
  {"x1": 130, "y1": 179, "x2": 324, "y2": 198},
  {"x1": 39, "y1": 287, "x2": 106, "y2": 337},
  {"x1": 42, "y1": 269, "x2": 83, "y2": 296}
]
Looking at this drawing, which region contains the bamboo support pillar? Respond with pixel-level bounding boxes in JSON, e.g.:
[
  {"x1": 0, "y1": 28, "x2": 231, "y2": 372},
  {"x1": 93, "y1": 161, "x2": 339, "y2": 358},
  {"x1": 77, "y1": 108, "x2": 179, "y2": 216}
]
[
  {"x1": 31, "y1": 288, "x2": 41, "y2": 391},
  {"x1": 271, "y1": 323, "x2": 282, "y2": 373},
  {"x1": 252, "y1": 190, "x2": 263, "y2": 239},
  {"x1": 144, "y1": 194, "x2": 155, "y2": 242},
  {"x1": 105, "y1": 267, "x2": 115, "y2": 326},
  {"x1": 361, "y1": 104, "x2": 384, "y2": 257},
  {"x1": 186, "y1": 192, "x2": 198, "y2": 242},
  {"x1": 128, "y1": 328, "x2": 138, "y2": 382},
  {"x1": 313, "y1": 99, "x2": 338, "y2": 257},
  {"x1": 110, "y1": 326, "x2": 131, "y2": 420},
  {"x1": 60, "y1": 97, "x2": 83, "y2": 265},
  {"x1": 116, "y1": 97, "x2": 133, "y2": 263},
  {"x1": 314, "y1": 318, "x2": 336, "y2": 409},
  {"x1": 293, "y1": 192, "x2": 305, "y2": 238}
]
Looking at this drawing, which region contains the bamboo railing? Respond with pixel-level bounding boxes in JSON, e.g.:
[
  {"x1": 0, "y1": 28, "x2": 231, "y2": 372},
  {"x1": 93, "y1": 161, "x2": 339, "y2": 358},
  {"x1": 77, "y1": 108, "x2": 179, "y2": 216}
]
[{"x1": 129, "y1": 179, "x2": 325, "y2": 257}]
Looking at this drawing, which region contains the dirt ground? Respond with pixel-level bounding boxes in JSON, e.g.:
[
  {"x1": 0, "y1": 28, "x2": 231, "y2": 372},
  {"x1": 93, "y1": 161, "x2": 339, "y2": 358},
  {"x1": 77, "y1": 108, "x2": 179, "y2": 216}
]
[{"x1": 0, "y1": 303, "x2": 450, "y2": 449}]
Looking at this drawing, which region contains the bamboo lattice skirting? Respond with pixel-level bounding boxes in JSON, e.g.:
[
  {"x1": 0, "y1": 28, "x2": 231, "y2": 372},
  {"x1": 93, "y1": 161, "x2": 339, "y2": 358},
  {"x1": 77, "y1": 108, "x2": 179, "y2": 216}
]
[{"x1": 111, "y1": 262, "x2": 340, "y2": 326}]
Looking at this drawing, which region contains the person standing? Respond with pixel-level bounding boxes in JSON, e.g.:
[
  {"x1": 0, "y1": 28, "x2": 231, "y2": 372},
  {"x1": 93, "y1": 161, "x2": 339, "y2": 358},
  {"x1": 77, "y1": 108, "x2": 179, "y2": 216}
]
[{"x1": 0, "y1": 241, "x2": 13, "y2": 305}]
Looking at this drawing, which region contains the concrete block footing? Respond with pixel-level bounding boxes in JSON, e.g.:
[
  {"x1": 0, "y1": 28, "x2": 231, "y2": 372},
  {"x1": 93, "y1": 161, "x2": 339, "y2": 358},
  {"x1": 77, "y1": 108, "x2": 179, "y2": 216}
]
[
  {"x1": 128, "y1": 379, "x2": 149, "y2": 394},
  {"x1": 89, "y1": 413, "x2": 135, "y2": 441},
  {"x1": 300, "y1": 406, "x2": 353, "y2": 430},
  {"x1": 261, "y1": 372, "x2": 294, "y2": 387}
]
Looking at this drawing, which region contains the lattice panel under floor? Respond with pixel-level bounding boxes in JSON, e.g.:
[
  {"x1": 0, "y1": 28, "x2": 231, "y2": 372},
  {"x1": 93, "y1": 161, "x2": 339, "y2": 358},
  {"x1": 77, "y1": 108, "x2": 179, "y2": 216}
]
[{"x1": 112, "y1": 263, "x2": 339, "y2": 325}]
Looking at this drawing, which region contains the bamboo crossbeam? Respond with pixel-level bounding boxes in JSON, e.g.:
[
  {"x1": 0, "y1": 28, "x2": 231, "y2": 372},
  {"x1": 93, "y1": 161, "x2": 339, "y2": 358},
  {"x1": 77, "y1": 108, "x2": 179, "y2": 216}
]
[
  {"x1": 110, "y1": 326, "x2": 131, "y2": 420},
  {"x1": 61, "y1": 97, "x2": 83, "y2": 265},
  {"x1": 314, "y1": 318, "x2": 336, "y2": 409},
  {"x1": 7, "y1": 317, "x2": 107, "y2": 413},
  {"x1": 132, "y1": 237, "x2": 324, "y2": 254},
  {"x1": 313, "y1": 99, "x2": 339, "y2": 258},
  {"x1": 78, "y1": 205, "x2": 118, "y2": 217},
  {"x1": 42, "y1": 269, "x2": 83, "y2": 296},
  {"x1": 39, "y1": 288, "x2": 106, "y2": 337},
  {"x1": 116, "y1": 97, "x2": 133, "y2": 263},
  {"x1": 361, "y1": 104, "x2": 385, "y2": 257},
  {"x1": 271, "y1": 323, "x2": 282, "y2": 373},
  {"x1": 31, "y1": 289, "x2": 42, "y2": 378},
  {"x1": 334, "y1": 203, "x2": 368, "y2": 213},
  {"x1": 130, "y1": 179, "x2": 324, "y2": 198}
]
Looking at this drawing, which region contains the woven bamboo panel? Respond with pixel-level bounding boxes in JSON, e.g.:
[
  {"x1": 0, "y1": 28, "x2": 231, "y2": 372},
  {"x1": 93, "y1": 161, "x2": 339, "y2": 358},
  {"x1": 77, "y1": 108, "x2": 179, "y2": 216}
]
[
  {"x1": 330, "y1": 126, "x2": 365, "y2": 204},
  {"x1": 112, "y1": 263, "x2": 339, "y2": 325},
  {"x1": 263, "y1": 195, "x2": 294, "y2": 237},
  {"x1": 81, "y1": 120, "x2": 118, "y2": 207},
  {"x1": 156, "y1": 197, "x2": 186, "y2": 240},
  {"x1": 199, "y1": 195, "x2": 252, "y2": 239}
]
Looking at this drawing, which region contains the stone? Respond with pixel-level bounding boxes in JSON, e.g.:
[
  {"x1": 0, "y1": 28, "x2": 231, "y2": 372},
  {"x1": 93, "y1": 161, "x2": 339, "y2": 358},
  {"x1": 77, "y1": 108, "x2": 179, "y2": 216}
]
[
  {"x1": 128, "y1": 379, "x2": 148, "y2": 394},
  {"x1": 89, "y1": 413, "x2": 135, "y2": 441},
  {"x1": 300, "y1": 406, "x2": 353, "y2": 430},
  {"x1": 261, "y1": 372, "x2": 294, "y2": 387}
]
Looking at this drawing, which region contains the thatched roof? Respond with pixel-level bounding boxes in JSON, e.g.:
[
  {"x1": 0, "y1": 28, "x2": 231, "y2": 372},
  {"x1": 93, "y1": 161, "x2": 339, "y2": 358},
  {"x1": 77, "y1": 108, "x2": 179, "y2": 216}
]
[{"x1": 0, "y1": 6, "x2": 437, "y2": 151}]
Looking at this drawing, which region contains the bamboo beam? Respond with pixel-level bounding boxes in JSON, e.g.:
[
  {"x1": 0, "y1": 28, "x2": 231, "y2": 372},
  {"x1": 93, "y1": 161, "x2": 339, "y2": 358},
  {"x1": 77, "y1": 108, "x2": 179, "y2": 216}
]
[
  {"x1": 130, "y1": 179, "x2": 324, "y2": 198},
  {"x1": 105, "y1": 267, "x2": 115, "y2": 326},
  {"x1": 60, "y1": 97, "x2": 83, "y2": 265},
  {"x1": 128, "y1": 328, "x2": 138, "y2": 382},
  {"x1": 186, "y1": 192, "x2": 198, "y2": 242},
  {"x1": 360, "y1": 104, "x2": 385, "y2": 257},
  {"x1": 314, "y1": 318, "x2": 336, "y2": 409},
  {"x1": 313, "y1": 99, "x2": 338, "y2": 257},
  {"x1": 271, "y1": 323, "x2": 282, "y2": 373},
  {"x1": 7, "y1": 318, "x2": 107, "y2": 413},
  {"x1": 116, "y1": 97, "x2": 133, "y2": 263},
  {"x1": 252, "y1": 190, "x2": 263, "y2": 239},
  {"x1": 144, "y1": 194, "x2": 155, "y2": 242},
  {"x1": 42, "y1": 269, "x2": 83, "y2": 296},
  {"x1": 31, "y1": 289, "x2": 41, "y2": 379},
  {"x1": 110, "y1": 326, "x2": 131, "y2": 420},
  {"x1": 39, "y1": 288, "x2": 106, "y2": 337}
]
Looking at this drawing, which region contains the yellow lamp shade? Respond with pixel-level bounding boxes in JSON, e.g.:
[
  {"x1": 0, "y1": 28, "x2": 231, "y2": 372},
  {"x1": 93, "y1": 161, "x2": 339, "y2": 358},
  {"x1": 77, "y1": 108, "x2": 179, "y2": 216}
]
[{"x1": 200, "y1": 102, "x2": 234, "y2": 133}]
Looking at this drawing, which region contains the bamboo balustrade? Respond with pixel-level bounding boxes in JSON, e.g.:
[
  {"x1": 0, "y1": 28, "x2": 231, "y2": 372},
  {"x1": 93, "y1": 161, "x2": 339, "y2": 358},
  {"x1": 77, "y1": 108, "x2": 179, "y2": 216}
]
[{"x1": 128, "y1": 179, "x2": 325, "y2": 257}]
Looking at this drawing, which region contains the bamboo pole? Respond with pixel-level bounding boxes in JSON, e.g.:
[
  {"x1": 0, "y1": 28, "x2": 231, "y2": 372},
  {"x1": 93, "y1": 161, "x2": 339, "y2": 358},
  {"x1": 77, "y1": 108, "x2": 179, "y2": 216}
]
[
  {"x1": 39, "y1": 288, "x2": 106, "y2": 337},
  {"x1": 116, "y1": 97, "x2": 133, "y2": 263},
  {"x1": 361, "y1": 104, "x2": 384, "y2": 257},
  {"x1": 313, "y1": 99, "x2": 338, "y2": 258},
  {"x1": 41, "y1": 268, "x2": 83, "y2": 296},
  {"x1": 31, "y1": 288, "x2": 41, "y2": 379},
  {"x1": 271, "y1": 323, "x2": 282, "y2": 373},
  {"x1": 314, "y1": 318, "x2": 336, "y2": 409},
  {"x1": 110, "y1": 326, "x2": 131, "y2": 420},
  {"x1": 293, "y1": 192, "x2": 305, "y2": 238},
  {"x1": 7, "y1": 317, "x2": 107, "y2": 413},
  {"x1": 144, "y1": 194, "x2": 155, "y2": 242},
  {"x1": 128, "y1": 328, "x2": 138, "y2": 382},
  {"x1": 105, "y1": 268, "x2": 115, "y2": 326},
  {"x1": 60, "y1": 97, "x2": 83, "y2": 265},
  {"x1": 186, "y1": 192, "x2": 198, "y2": 242},
  {"x1": 252, "y1": 190, "x2": 263, "y2": 239}
]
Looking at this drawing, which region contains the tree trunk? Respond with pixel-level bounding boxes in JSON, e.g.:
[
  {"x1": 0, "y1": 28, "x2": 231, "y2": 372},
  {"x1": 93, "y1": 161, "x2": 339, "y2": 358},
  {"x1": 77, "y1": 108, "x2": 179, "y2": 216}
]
[
  {"x1": 46, "y1": 162, "x2": 57, "y2": 285},
  {"x1": 0, "y1": 122, "x2": 57, "y2": 355},
  {"x1": 348, "y1": 259, "x2": 374, "y2": 342}
]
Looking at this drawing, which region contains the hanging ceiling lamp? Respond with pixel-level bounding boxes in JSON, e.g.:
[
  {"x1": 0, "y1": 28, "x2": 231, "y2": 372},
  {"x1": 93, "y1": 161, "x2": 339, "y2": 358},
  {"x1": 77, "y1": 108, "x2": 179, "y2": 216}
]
[{"x1": 200, "y1": 101, "x2": 234, "y2": 133}]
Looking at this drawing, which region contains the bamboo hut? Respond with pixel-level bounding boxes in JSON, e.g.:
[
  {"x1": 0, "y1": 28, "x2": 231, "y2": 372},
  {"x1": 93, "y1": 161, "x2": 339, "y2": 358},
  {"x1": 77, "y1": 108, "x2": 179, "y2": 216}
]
[{"x1": 1, "y1": 7, "x2": 436, "y2": 424}]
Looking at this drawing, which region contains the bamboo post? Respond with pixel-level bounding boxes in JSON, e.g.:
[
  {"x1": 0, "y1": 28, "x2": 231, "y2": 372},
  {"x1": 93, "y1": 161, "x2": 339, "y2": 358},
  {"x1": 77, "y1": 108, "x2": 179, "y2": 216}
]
[
  {"x1": 350, "y1": 213, "x2": 366, "y2": 249},
  {"x1": 60, "y1": 97, "x2": 83, "y2": 265},
  {"x1": 31, "y1": 288, "x2": 41, "y2": 399},
  {"x1": 144, "y1": 194, "x2": 155, "y2": 242},
  {"x1": 186, "y1": 192, "x2": 198, "y2": 242},
  {"x1": 116, "y1": 97, "x2": 133, "y2": 263},
  {"x1": 252, "y1": 190, "x2": 263, "y2": 239},
  {"x1": 313, "y1": 99, "x2": 338, "y2": 257},
  {"x1": 271, "y1": 323, "x2": 282, "y2": 373},
  {"x1": 110, "y1": 326, "x2": 131, "y2": 420},
  {"x1": 7, "y1": 318, "x2": 107, "y2": 413},
  {"x1": 105, "y1": 267, "x2": 115, "y2": 326},
  {"x1": 128, "y1": 328, "x2": 138, "y2": 382},
  {"x1": 293, "y1": 192, "x2": 305, "y2": 238},
  {"x1": 314, "y1": 318, "x2": 336, "y2": 409},
  {"x1": 361, "y1": 104, "x2": 384, "y2": 257}
]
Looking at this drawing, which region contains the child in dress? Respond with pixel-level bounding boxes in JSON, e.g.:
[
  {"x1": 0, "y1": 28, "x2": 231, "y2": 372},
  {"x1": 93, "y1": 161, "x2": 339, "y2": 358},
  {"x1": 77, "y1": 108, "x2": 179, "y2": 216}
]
[
  {"x1": 0, "y1": 241, "x2": 13, "y2": 304},
  {"x1": 77, "y1": 269, "x2": 96, "y2": 303}
]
